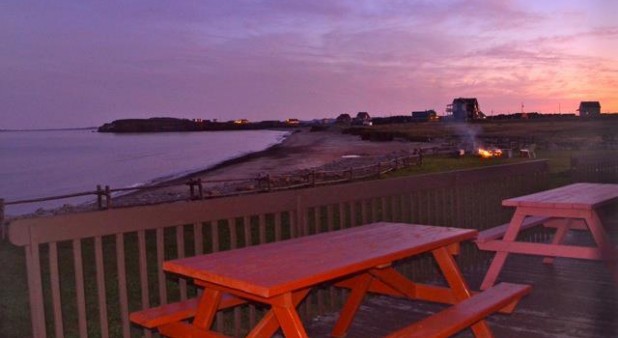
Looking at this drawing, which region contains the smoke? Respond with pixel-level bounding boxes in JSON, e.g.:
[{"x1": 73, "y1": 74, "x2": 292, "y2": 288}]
[{"x1": 449, "y1": 123, "x2": 482, "y2": 151}]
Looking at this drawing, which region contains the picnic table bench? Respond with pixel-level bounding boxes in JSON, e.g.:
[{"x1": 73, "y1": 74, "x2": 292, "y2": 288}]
[
  {"x1": 476, "y1": 183, "x2": 618, "y2": 290},
  {"x1": 131, "y1": 222, "x2": 530, "y2": 337}
]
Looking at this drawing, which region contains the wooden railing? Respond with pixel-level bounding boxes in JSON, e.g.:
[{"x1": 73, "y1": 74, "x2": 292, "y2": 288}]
[
  {"x1": 7, "y1": 160, "x2": 548, "y2": 337},
  {"x1": 571, "y1": 153, "x2": 618, "y2": 183}
]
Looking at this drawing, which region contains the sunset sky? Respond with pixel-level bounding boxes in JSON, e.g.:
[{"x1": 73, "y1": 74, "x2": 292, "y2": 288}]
[{"x1": 2, "y1": 0, "x2": 617, "y2": 129}]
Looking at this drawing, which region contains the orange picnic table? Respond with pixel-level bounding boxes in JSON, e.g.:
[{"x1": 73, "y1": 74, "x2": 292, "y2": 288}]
[
  {"x1": 477, "y1": 183, "x2": 618, "y2": 290},
  {"x1": 131, "y1": 222, "x2": 530, "y2": 338}
]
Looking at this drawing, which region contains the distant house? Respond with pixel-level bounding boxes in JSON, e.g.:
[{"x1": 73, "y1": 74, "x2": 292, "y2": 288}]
[
  {"x1": 578, "y1": 101, "x2": 601, "y2": 117},
  {"x1": 335, "y1": 113, "x2": 352, "y2": 125},
  {"x1": 285, "y1": 118, "x2": 300, "y2": 125},
  {"x1": 411, "y1": 110, "x2": 438, "y2": 122},
  {"x1": 233, "y1": 119, "x2": 249, "y2": 124},
  {"x1": 447, "y1": 98, "x2": 485, "y2": 121}
]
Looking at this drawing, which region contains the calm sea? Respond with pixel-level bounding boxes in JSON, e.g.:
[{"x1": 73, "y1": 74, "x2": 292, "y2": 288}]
[{"x1": 0, "y1": 129, "x2": 289, "y2": 216}]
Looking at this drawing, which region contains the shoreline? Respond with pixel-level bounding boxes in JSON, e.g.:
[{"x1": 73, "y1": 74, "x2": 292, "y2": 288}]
[
  {"x1": 110, "y1": 127, "x2": 428, "y2": 207},
  {"x1": 10, "y1": 128, "x2": 430, "y2": 218}
]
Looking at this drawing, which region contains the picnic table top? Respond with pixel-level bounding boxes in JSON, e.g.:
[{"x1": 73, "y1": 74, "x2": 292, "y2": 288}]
[
  {"x1": 163, "y1": 222, "x2": 477, "y2": 298},
  {"x1": 502, "y1": 183, "x2": 618, "y2": 210}
]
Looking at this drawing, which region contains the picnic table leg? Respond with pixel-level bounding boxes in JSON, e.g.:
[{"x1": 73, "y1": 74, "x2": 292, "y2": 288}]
[
  {"x1": 331, "y1": 273, "x2": 374, "y2": 337},
  {"x1": 543, "y1": 219, "x2": 573, "y2": 264},
  {"x1": 585, "y1": 211, "x2": 618, "y2": 283},
  {"x1": 271, "y1": 293, "x2": 309, "y2": 338},
  {"x1": 193, "y1": 288, "x2": 222, "y2": 330},
  {"x1": 481, "y1": 211, "x2": 527, "y2": 290},
  {"x1": 368, "y1": 267, "x2": 417, "y2": 299},
  {"x1": 433, "y1": 246, "x2": 494, "y2": 338},
  {"x1": 246, "y1": 289, "x2": 310, "y2": 338}
]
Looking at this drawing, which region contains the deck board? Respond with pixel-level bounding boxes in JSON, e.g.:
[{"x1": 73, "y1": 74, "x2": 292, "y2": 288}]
[{"x1": 306, "y1": 208, "x2": 618, "y2": 338}]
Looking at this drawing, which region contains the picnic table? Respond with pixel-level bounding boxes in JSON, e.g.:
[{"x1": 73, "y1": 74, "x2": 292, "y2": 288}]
[
  {"x1": 131, "y1": 222, "x2": 530, "y2": 337},
  {"x1": 477, "y1": 183, "x2": 618, "y2": 290}
]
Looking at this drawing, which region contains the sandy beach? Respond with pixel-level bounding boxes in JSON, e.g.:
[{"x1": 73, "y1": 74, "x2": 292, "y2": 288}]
[{"x1": 113, "y1": 128, "x2": 429, "y2": 207}]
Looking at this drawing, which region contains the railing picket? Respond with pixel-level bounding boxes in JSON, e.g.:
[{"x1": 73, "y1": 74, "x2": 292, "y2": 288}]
[
  {"x1": 115, "y1": 233, "x2": 130, "y2": 338},
  {"x1": 176, "y1": 225, "x2": 187, "y2": 300},
  {"x1": 243, "y1": 216, "x2": 252, "y2": 247},
  {"x1": 94, "y1": 236, "x2": 109, "y2": 338},
  {"x1": 194, "y1": 222, "x2": 204, "y2": 255},
  {"x1": 49, "y1": 242, "x2": 64, "y2": 338},
  {"x1": 258, "y1": 214, "x2": 266, "y2": 243},
  {"x1": 72, "y1": 239, "x2": 87, "y2": 337},
  {"x1": 327, "y1": 204, "x2": 335, "y2": 232},
  {"x1": 25, "y1": 243, "x2": 47, "y2": 338},
  {"x1": 156, "y1": 228, "x2": 166, "y2": 306},
  {"x1": 338, "y1": 202, "x2": 346, "y2": 229},
  {"x1": 275, "y1": 213, "x2": 282, "y2": 241},
  {"x1": 137, "y1": 230, "x2": 152, "y2": 338}
]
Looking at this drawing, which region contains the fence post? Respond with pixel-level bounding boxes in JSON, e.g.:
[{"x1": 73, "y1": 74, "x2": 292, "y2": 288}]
[
  {"x1": 105, "y1": 185, "x2": 112, "y2": 209},
  {"x1": 0, "y1": 198, "x2": 5, "y2": 240},
  {"x1": 188, "y1": 179, "x2": 195, "y2": 200},
  {"x1": 197, "y1": 178, "x2": 204, "y2": 199},
  {"x1": 96, "y1": 185, "x2": 103, "y2": 209}
]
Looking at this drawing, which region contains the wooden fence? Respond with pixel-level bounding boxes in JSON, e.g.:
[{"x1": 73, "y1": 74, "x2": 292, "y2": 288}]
[
  {"x1": 7, "y1": 160, "x2": 548, "y2": 337},
  {"x1": 571, "y1": 153, "x2": 618, "y2": 183}
]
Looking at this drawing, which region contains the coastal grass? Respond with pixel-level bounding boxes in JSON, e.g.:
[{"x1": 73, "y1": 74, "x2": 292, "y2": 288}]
[{"x1": 358, "y1": 118, "x2": 618, "y2": 144}]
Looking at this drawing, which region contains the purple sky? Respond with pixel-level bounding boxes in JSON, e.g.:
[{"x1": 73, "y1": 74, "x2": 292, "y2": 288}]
[{"x1": 2, "y1": 0, "x2": 617, "y2": 129}]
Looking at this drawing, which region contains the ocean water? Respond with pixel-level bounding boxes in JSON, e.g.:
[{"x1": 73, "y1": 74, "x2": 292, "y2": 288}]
[{"x1": 0, "y1": 129, "x2": 289, "y2": 216}]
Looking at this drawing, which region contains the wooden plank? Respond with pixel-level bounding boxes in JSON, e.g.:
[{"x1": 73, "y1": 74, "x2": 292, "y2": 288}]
[
  {"x1": 177, "y1": 225, "x2": 187, "y2": 300},
  {"x1": 477, "y1": 240, "x2": 607, "y2": 260},
  {"x1": 10, "y1": 189, "x2": 300, "y2": 246},
  {"x1": 25, "y1": 243, "x2": 47, "y2": 338},
  {"x1": 503, "y1": 183, "x2": 618, "y2": 210},
  {"x1": 137, "y1": 230, "x2": 151, "y2": 314},
  {"x1": 386, "y1": 283, "x2": 532, "y2": 338},
  {"x1": 49, "y1": 242, "x2": 64, "y2": 338},
  {"x1": 115, "y1": 234, "x2": 130, "y2": 338},
  {"x1": 158, "y1": 321, "x2": 230, "y2": 338},
  {"x1": 194, "y1": 223, "x2": 204, "y2": 255},
  {"x1": 164, "y1": 223, "x2": 477, "y2": 298},
  {"x1": 156, "y1": 228, "x2": 167, "y2": 305},
  {"x1": 72, "y1": 240, "x2": 87, "y2": 337},
  {"x1": 475, "y1": 216, "x2": 553, "y2": 243},
  {"x1": 94, "y1": 236, "x2": 109, "y2": 338}
]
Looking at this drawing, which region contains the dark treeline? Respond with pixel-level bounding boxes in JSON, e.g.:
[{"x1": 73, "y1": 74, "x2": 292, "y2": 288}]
[{"x1": 97, "y1": 117, "x2": 298, "y2": 133}]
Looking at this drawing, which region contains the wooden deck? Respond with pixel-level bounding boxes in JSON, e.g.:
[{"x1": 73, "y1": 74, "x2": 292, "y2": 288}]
[{"x1": 306, "y1": 209, "x2": 618, "y2": 338}]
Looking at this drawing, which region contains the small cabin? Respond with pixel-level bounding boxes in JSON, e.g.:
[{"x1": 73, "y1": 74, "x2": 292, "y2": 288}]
[{"x1": 578, "y1": 101, "x2": 601, "y2": 117}]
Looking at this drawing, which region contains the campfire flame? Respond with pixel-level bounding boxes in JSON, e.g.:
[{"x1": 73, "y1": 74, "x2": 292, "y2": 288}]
[{"x1": 477, "y1": 147, "x2": 503, "y2": 158}]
